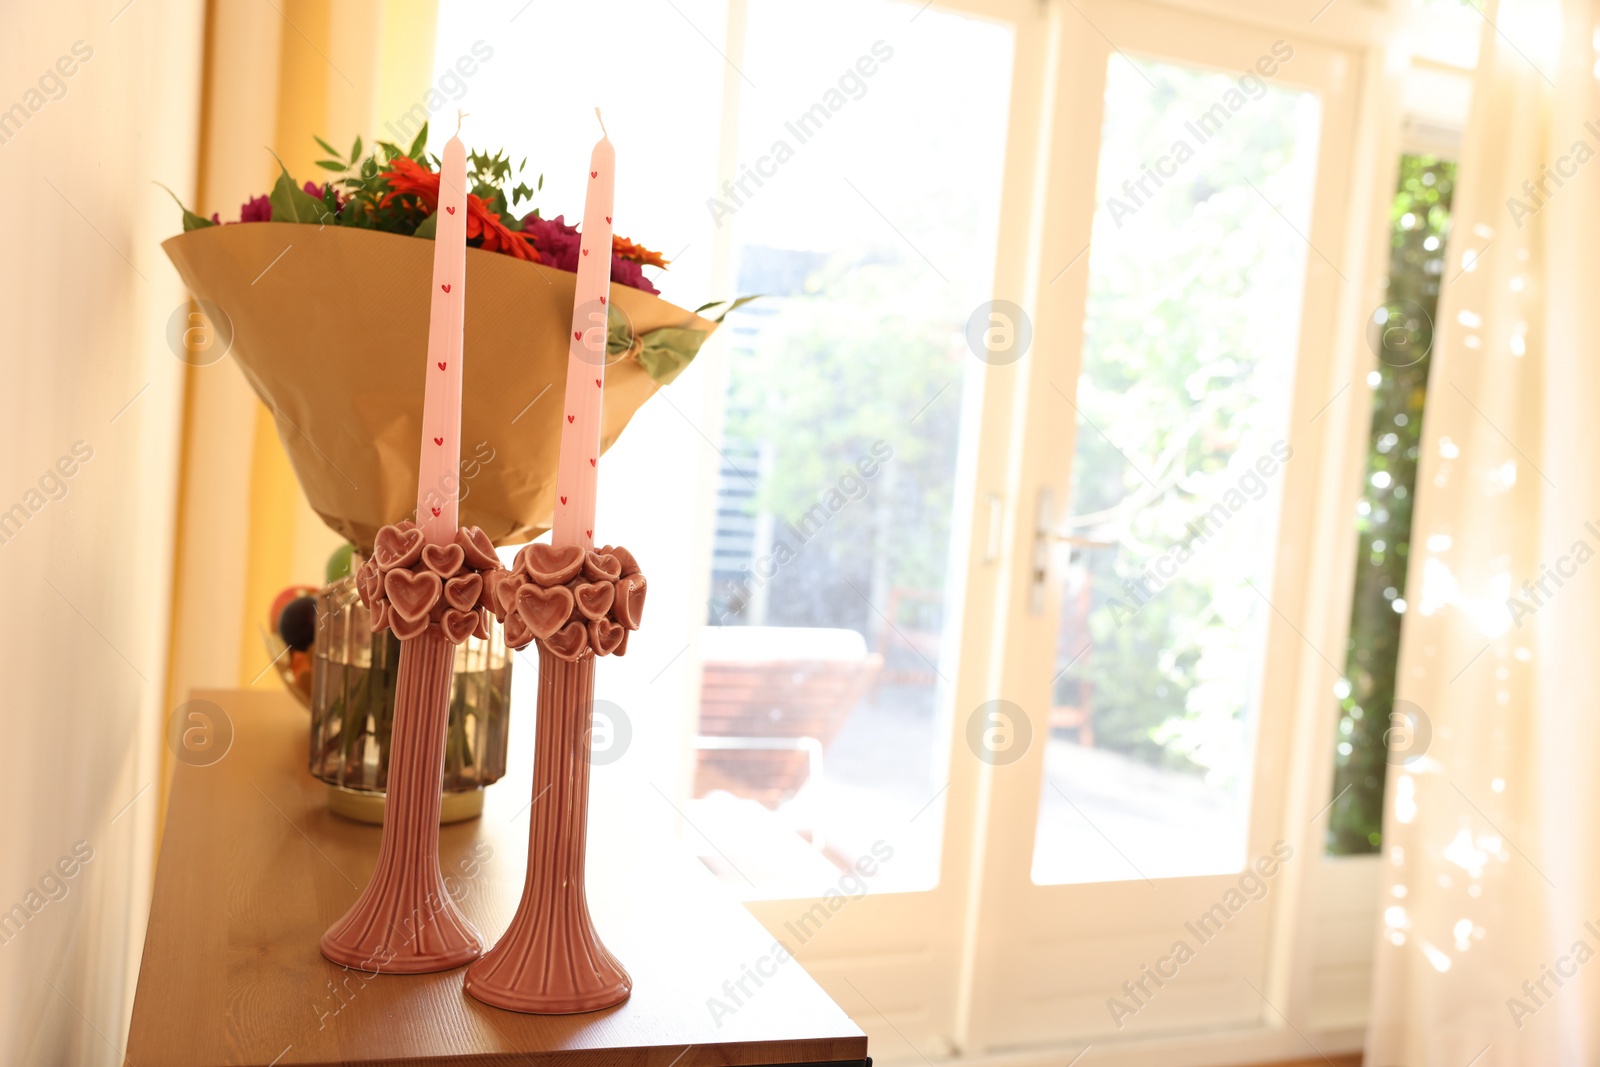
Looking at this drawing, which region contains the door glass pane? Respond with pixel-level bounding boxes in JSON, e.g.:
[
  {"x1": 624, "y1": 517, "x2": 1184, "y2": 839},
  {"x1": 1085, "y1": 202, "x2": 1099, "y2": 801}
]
[
  {"x1": 690, "y1": 0, "x2": 1013, "y2": 898},
  {"x1": 1031, "y1": 55, "x2": 1322, "y2": 885}
]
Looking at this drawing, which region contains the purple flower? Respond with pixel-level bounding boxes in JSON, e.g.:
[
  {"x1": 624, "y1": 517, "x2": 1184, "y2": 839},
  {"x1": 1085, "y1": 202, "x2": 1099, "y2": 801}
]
[
  {"x1": 519, "y1": 213, "x2": 660, "y2": 294},
  {"x1": 610, "y1": 256, "x2": 658, "y2": 295},
  {"x1": 236, "y1": 194, "x2": 271, "y2": 223},
  {"x1": 521, "y1": 214, "x2": 581, "y2": 271}
]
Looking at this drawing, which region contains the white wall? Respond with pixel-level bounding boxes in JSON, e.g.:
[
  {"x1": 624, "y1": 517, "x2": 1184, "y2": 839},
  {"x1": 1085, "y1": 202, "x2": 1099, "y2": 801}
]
[{"x1": 0, "y1": 2, "x2": 203, "y2": 1062}]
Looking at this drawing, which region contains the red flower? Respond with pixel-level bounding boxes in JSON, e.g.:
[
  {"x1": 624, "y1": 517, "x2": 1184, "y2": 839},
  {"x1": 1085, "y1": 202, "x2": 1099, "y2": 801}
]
[{"x1": 380, "y1": 157, "x2": 542, "y2": 263}]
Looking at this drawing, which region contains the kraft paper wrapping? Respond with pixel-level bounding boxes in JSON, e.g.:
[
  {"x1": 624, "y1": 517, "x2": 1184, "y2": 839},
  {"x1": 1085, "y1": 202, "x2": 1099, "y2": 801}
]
[{"x1": 162, "y1": 224, "x2": 717, "y2": 550}]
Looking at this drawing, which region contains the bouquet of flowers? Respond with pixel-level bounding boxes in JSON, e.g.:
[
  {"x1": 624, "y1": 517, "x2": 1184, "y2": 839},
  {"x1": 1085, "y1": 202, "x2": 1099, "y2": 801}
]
[{"x1": 162, "y1": 127, "x2": 744, "y2": 550}]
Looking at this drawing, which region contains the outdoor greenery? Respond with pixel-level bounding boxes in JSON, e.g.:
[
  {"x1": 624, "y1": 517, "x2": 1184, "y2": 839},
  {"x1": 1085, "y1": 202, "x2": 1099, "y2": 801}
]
[
  {"x1": 1055, "y1": 59, "x2": 1320, "y2": 787},
  {"x1": 1325, "y1": 155, "x2": 1456, "y2": 855},
  {"x1": 717, "y1": 259, "x2": 964, "y2": 636}
]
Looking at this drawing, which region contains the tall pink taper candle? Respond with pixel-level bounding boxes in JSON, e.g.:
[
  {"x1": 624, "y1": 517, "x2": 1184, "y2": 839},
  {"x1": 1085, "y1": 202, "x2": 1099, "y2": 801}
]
[
  {"x1": 551, "y1": 111, "x2": 615, "y2": 550},
  {"x1": 463, "y1": 110, "x2": 632, "y2": 1015},
  {"x1": 417, "y1": 133, "x2": 469, "y2": 541},
  {"x1": 320, "y1": 123, "x2": 483, "y2": 974}
]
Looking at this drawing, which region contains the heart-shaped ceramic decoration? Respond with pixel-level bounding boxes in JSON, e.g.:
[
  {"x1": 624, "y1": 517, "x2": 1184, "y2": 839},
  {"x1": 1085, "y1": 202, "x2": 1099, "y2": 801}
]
[
  {"x1": 583, "y1": 550, "x2": 623, "y2": 582},
  {"x1": 516, "y1": 583, "x2": 576, "y2": 640},
  {"x1": 384, "y1": 568, "x2": 442, "y2": 622},
  {"x1": 421, "y1": 542, "x2": 466, "y2": 578},
  {"x1": 367, "y1": 598, "x2": 389, "y2": 633},
  {"x1": 601, "y1": 545, "x2": 640, "y2": 577},
  {"x1": 390, "y1": 610, "x2": 431, "y2": 640},
  {"x1": 472, "y1": 607, "x2": 491, "y2": 641},
  {"x1": 543, "y1": 620, "x2": 589, "y2": 661},
  {"x1": 614, "y1": 574, "x2": 647, "y2": 630},
  {"x1": 456, "y1": 526, "x2": 500, "y2": 570},
  {"x1": 573, "y1": 581, "x2": 616, "y2": 621},
  {"x1": 357, "y1": 558, "x2": 383, "y2": 605},
  {"x1": 493, "y1": 571, "x2": 527, "y2": 616},
  {"x1": 373, "y1": 525, "x2": 424, "y2": 572},
  {"x1": 440, "y1": 609, "x2": 479, "y2": 645},
  {"x1": 521, "y1": 542, "x2": 585, "y2": 585},
  {"x1": 443, "y1": 572, "x2": 483, "y2": 612},
  {"x1": 589, "y1": 617, "x2": 625, "y2": 656},
  {"x1": 504, "y1": 610, "x2": 534, "y2": 649}
]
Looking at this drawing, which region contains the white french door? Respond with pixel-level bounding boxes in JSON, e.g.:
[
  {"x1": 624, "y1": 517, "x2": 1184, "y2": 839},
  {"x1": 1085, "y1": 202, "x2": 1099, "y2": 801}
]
[
  {"x1": 447, "y1": 0, "x2": 1379, "y2": 1058},
  {"x1": 964, "y1": 0, "x2": 1367, "y2": 1052}
]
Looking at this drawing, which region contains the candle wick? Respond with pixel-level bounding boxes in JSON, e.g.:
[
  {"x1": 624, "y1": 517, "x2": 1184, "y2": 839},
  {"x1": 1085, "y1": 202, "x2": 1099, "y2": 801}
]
[
  {"x1": 456, "y1": 109, "x2": 468, "y2": 135},
  {"x1": 595, "y1": 107, "x2": 607, "y2": 137}
]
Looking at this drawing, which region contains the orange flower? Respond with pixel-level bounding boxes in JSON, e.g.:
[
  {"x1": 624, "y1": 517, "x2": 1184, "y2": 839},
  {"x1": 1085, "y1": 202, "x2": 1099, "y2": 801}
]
[
  {"x1": 379, "y1": 156, "x2": 440, "y2": 211},
  {"x1": 612, "y1": 234, "x2": 668, "y2": 268},
  {"x1": 466, "y1": 193, "x2": 542, "y2": 263},
  {"x1": 380, "y1": 157, "x2": 541, "y2": 263}
]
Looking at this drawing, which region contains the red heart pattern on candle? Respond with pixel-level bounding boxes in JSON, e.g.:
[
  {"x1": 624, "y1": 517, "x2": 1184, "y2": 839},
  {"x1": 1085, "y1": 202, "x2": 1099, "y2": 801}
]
[
  {"x1": 575, "y1": 331, "x2": 583, "y2": 341},
  {"x1": 605, "y1": 216, "x2": 611, "y2": 223},
  {"x1": 373, "y1": 525, "x2": 424, "y2": 571},
  {"x1": 589, "y1": 458, "x2": 596, "y2": 467},
  {"x1": 438, "y1": 362, "x2": 446, "y2": 370},
  {"x1": 431, "y1": 507, "x2": 442, "y2": 517},
  {"x1": 384, "y1": 568, "x2": 442, "y2": 623},
  {"x1": 595, "y1": 379, "x2": 601, "y2": 387},
  {"x1": 590, "y1": 170, "x2": 597, "y2": 178},
  {"x1": 515, "y1": 583, "x2": 575, "y2": 640},
  {"x1": 574, "y1": 581, "x2": 616, "y2": 620},
  {"x1": 614, "y1": 574, "x2": 647, "y2": 630},
  {"x1": 586, "y1": 529, "x2": 592, "y2": 539},
  {"x1": 421, "y1": 542, "x2": 465, "y2": 578},
  {"x1": 446, "y1": 205, "x2": 456, "y2": 214},
  {"x1": 434, "y1": 436, "x2": 444, "y2": 445},
  {"x1": 544, "y1": 620, "x2": 589, "y2": 661},
  {"x1": 582, "y1": 248, "x2": 590, "y2": 256},
  {"x1": 560, "y1": 495, "x2": 567, "y2": 504},
  {"x1": 599, "y1": 296, "x2": 606, "y2": 305},
  {"x1": 441, "y1": 283, "x2": 451, "y2": 293},
  {"x1": 567, "y1": 415, "x2": 574, "y2": 423},
  {"x1": 520, "y1": 542, "x2": 585, "y2": 584},
  {"x1": 440, "y1": 609, "x2": 478, "y2": 645},
  {"x1": 589, "y1": 617, "x2": 625, "y2": 657},
  {"x1": 443, "y1": 572, "x2": 483, "y2": 612}
]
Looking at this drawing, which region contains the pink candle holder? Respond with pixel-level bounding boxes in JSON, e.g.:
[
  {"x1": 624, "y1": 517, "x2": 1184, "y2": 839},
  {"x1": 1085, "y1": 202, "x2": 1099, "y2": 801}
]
[
  {"x1": 465, "y1": 541, "x2": 646, "y2": 1013},
  {"x1": 320, "y1": 522, "x2": 507, "y2": 973}
]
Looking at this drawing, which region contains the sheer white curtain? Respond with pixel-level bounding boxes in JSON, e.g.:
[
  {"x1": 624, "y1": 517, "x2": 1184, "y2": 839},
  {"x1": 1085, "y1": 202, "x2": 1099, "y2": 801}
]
[{"x1": 1367, "y1": 0, "x2": 1600, "y2": 1062}]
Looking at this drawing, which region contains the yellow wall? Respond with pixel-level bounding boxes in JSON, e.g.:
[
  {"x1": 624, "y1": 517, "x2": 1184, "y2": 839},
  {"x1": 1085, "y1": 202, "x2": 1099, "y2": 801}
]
[{"x1": 166, "y1": 1, "x2": 440, "y2": 740}]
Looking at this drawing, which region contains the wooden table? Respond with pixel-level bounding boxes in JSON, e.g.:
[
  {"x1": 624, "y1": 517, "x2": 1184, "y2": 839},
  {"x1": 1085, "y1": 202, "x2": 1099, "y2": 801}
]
[{"x1": 128, "y1": 689, "x2": 869, "y2": 1067}]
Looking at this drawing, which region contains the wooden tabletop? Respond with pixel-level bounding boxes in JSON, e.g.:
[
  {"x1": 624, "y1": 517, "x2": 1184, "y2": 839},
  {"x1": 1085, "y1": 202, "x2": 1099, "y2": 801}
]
[{"x1": 128, "y1": 688, "x2": 868, "y2": 1067}]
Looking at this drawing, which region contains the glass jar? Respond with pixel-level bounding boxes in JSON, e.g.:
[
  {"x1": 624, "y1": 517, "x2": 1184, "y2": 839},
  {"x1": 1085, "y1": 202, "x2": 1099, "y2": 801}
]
[{"x1": 309, "y1": 568, "x2": 512, "y2": 823}]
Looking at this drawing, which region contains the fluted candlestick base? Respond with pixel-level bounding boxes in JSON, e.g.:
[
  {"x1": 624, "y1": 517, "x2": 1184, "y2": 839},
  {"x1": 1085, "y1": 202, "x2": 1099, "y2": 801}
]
[
  {"x1": 321, "y1": 631, "x2": 483, "y2": 972},
  {"x1": 464, "y1": 649, "x2": 630, "y2": 1012}
]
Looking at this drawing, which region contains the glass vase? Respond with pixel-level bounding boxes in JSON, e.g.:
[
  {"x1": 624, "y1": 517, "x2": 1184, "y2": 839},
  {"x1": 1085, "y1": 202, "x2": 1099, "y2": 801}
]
[{"x1": 309, "y1": 569, "x2": 511, "y2": 823}]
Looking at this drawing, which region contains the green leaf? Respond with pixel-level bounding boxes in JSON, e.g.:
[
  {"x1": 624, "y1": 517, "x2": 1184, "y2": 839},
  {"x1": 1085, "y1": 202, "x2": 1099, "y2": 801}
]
[
  {"x1": 349, "y1": 134, "x2": 363, "y2": 163},
  {"x1": 266, "y1": 151, "x2": 330, "y2": 225},
  {"x1": 711, "y1": 295, "x2": 762, "y2": 322},
  {"x1": 636, "y1": 326, "x2": 712, "y2": 385},
  {"x1": 412, "y1": 212, "x2": 439, "y2": 240},
  {"x1": 408, "y1": 123, "x2": 429, "y2": 160},
  {"x1": 313, "y1": 135, "x2": 341, "y2": 158},
  {"x1": 315, "y1": 159, "x2": 346, "y2": 172},
  {"x1": 154, "y1": 181, "x2": 216, "y2": 231},
  {"x1": 693, "y1": 295, "x2": 763, "y2": 321}
]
